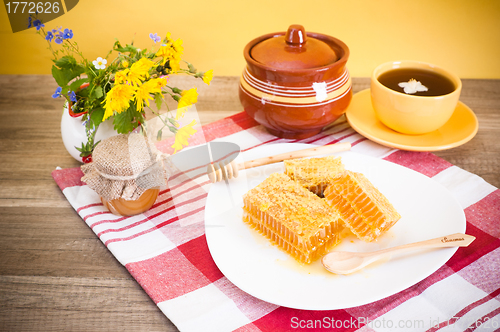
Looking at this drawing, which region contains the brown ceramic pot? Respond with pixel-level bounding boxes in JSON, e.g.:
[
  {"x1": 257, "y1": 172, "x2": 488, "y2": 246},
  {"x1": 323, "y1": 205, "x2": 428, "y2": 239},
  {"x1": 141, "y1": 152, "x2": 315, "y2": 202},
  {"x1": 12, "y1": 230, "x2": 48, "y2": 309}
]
[{"x1": 239, "y1": 25, "x2": 352, "y2": 139}]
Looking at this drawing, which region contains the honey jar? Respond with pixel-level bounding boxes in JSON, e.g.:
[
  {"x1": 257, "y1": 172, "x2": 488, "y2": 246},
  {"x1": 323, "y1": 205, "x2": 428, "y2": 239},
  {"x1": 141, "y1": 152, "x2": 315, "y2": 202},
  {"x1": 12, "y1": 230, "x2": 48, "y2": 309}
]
[{"x1": 81, "y1": 133, "x2": 170, "y2": 216}]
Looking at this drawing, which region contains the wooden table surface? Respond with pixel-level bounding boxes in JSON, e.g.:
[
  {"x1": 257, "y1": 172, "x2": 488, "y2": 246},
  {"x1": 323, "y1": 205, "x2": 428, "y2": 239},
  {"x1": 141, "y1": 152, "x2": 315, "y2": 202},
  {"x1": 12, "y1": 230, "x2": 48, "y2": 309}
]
[{"x1": 0, "y1": 75, "x2": 499, "y2": 331}]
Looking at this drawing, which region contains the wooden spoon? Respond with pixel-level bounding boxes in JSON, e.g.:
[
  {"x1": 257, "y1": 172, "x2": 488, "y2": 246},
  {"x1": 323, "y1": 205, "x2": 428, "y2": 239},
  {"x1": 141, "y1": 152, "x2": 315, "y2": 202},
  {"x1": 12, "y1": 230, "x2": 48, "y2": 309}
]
[
  {"x1": 207, "y1": 142, "x2": 351, "y2": 183},
  {"x1": 322, "y1": 233, "x2": 475, "y2": 275}
]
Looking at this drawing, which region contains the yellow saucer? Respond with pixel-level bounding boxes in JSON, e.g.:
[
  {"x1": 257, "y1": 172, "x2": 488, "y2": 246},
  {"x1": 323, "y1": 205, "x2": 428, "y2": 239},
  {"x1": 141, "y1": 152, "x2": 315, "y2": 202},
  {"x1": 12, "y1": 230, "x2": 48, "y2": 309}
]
[{"x1": 345, "y1": 89, "x2": 478, "y2": 151}]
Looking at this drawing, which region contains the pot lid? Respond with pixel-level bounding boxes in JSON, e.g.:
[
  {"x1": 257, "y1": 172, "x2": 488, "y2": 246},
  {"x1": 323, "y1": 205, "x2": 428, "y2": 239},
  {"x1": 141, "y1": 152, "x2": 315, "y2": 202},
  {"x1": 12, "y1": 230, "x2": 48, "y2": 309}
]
[{"x1": 250, "y1": 25, "x2": 338, "y2": 70}]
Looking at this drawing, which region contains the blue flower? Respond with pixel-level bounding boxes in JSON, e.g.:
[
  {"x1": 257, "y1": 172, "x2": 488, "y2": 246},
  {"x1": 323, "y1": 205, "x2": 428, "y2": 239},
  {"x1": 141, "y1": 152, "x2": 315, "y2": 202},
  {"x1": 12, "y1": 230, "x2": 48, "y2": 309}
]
[
  {"x1": 27, "y1": 16, "x2": 32, "y2": 28},
  {"x1": 63, "y1": 28, "x2": 73, "y2": 40},
  {"x1": 54, "y1": 33, "x2": 64, "y2": 44},
  {"x1": 149, "y1": 33, "x2": 161, "y2": 43},
  {"x1": 69, "y1": 91, "x2": 77, "y2": 102},
  {"x1": 33, "y1": 19, "x2": 44, "y2": 31},
  {"x1": 45, "y1": 31, "x2": 54, "y2": 42},
  {"x1": 53, "y1": 30, "x2": 65, "y2": 44},
  {"x1": 52, "y1": 87, "x2": 62, "y2": 98}
]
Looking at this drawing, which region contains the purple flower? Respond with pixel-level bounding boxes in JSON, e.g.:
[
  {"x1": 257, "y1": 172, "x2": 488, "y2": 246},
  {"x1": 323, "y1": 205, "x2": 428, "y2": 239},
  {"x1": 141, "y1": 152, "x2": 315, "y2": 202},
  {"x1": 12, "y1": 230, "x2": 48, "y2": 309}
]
[
  {"x1": 45, "y1": 31, "x2": 54, "y2": 42},
  {"x1": 69, "y1": 91, "x2": 77, "y2": 102},
  {"x1": 63, "y1": 28, "x2": 73, "y2": 40},
  {"x1": 149, "y1": 33, "x2": 161, "y2": 43},
  {"x1": 52, "y1": 87, "x2": 62, "y2": 98},
  {"x1": 33, "y1": 19, "x2": 44, "y2": 31}
]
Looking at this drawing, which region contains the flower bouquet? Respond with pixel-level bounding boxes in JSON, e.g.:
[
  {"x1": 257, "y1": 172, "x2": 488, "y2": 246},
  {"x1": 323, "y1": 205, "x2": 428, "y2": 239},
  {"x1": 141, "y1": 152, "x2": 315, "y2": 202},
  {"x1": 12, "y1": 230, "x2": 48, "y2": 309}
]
[{"x1": 31, "y1": 16, "x2": 213, "y2": 162}]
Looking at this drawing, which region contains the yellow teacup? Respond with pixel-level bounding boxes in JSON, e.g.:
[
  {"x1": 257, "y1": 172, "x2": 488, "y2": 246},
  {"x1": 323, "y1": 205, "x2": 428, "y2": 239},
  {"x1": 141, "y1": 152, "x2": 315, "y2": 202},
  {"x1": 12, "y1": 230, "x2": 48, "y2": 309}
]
[{"x1": 371, "y1": 60, "x2": 462, "y2": 135}]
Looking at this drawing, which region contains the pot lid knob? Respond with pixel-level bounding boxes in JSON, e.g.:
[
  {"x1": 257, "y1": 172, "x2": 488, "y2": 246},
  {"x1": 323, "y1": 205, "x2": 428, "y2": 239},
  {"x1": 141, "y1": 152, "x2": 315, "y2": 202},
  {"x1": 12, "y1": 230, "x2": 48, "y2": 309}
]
[
  {"x1": 285, "y1": 24, "x2": 306, "y2": 46},
  {"x1": 250, "y1": 24, "x2": 338, "y2": 70}
]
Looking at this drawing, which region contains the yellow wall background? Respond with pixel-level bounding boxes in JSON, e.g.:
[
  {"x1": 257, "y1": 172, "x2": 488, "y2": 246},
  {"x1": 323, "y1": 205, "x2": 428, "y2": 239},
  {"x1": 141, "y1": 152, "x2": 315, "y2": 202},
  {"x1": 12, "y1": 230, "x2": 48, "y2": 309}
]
[{"x1": 1, "y1": 0, "x2": 499, "y2": 78}]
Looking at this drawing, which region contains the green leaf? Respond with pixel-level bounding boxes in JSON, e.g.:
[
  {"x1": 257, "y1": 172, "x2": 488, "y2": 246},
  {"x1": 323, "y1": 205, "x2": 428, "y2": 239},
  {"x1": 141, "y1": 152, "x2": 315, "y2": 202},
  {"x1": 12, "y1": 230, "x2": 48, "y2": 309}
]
[
  {"x1": 51, "y1": 62, "x2": 86, "y2": 88},
  {"x1": 112, "y1": 105, "x2": 138, "y2": 134},
  {"x1": 157, "y1": 128, "x2": 163, "y2": 141},
  {"x1": 51, "y1": 65, "x2": 69, "y2": 87},
  {"x1": 78, "y1": 85, "x2": 90, "y2": 98},
  {"x1": 69, "y1": 78, "x2": 89, "y2": 92},
  {"x1": 154, "y1": 93, "x2": 163, "y2": 111},
  {"x1": 75, "y1": 140, "x2": 96, "y2": 157},
  {"x1": 54, "y1": 56, "x2": 85, "y2": 79},
  {"x1": 53, "y1": 55, "x2": 77, "y2": 69},
  {"x1": 113, "y1": 41, "x2": 138, "y2": 54},
  {"x1": 75, "y1": 142, "x2": 86, "y2": 153},
  {"x1": 72, "y1": 66, "x2": 85, "y2": 77},
  {"x1": 90, "y1": 107, "x2": 105, "y2": 128},
  {"x1": 92, "y1": 86, "x2": 103, "y2": 99},
  {"x1": 86, "y1": 64, "x2": 98, "y2": 80}
]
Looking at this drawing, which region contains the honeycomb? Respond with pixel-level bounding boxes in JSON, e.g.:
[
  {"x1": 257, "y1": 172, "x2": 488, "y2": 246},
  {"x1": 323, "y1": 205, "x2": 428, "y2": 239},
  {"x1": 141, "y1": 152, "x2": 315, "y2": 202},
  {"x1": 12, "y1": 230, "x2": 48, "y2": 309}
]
[
  {"x1": 284, "y1": 156, "x2": 344, "y2": 196},
  {"x1": 242, "y1": 173, "x2": 344, "y2": 263},
  {"x1": 324, "y1": 171, "x2": 401, "y2": 242}
]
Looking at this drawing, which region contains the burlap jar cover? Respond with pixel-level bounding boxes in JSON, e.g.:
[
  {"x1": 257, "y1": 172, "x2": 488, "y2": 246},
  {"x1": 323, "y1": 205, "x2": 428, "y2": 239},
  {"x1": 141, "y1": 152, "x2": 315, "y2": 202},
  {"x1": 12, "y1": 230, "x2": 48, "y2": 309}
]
[{"x1": 81, "y1": 133, "x2": 173, "y2": 202}]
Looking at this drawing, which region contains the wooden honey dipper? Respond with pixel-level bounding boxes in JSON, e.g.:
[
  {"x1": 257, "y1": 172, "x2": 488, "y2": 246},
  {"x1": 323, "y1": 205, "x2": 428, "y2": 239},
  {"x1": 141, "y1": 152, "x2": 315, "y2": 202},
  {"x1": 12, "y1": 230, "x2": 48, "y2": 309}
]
[{"x1": 207, "y1": 142, "x2": 351, "y2": 183}]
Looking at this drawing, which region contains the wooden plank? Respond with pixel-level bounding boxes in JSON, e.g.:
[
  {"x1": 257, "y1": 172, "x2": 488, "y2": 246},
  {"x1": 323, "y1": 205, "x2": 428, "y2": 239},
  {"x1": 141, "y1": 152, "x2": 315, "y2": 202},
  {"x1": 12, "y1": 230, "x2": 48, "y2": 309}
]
[
  {"x1": 433, "y1": 79, "x2": 500, "y2": 187},
  {"x1": 0, "y1": 207, "x2": 125, "y2": 277},
  {"x1": 0, "y1": 208, "x2": 177, "y2": 330},
  {"x1": 0, "y1": 180, "x2": 72, "y2": 207},
  {"x1": 0, "y1": 275, "x2": 176, "y2": 332}
]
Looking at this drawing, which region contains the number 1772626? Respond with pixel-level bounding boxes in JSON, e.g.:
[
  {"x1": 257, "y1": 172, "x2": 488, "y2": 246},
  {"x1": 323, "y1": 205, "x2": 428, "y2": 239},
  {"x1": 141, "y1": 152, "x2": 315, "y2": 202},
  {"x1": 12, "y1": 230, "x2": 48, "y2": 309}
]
[{"x1": 5, "y1": 2, "x2": 60, "y2": 14}]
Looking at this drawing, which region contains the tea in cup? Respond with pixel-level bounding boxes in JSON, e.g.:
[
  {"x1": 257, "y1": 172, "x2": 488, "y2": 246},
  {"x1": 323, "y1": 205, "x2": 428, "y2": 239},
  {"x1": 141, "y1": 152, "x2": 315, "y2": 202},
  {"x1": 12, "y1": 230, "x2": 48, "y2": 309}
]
[{"x1": 371, "y1": 60, "x2": 462, "y2": 135}]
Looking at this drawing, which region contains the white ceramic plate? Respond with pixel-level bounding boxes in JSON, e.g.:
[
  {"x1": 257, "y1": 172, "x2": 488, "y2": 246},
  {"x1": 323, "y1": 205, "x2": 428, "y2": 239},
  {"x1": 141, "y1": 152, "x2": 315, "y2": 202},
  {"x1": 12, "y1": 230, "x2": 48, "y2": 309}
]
[{"x1": 204, "y1": 143, "x2": 466, "y2": 310}]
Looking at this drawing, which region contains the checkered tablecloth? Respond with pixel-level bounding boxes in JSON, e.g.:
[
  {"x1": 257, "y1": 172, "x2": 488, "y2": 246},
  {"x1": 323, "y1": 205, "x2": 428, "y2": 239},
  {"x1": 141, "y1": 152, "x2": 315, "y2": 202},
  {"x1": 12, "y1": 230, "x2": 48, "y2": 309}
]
[{"x1": 52, "y1": 112, "x2": 500, "y2": 332}]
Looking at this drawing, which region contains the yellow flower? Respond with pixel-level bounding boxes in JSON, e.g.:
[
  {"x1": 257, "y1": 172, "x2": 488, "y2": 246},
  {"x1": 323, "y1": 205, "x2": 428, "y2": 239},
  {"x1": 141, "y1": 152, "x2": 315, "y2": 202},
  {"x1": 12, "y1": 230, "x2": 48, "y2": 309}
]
[
  {"x1": 122, "y1": 60, "x2": 129, "y2": 68},
  {"x1": 134, "y1": 78, "x2": 167, "y2": 111},
  {"x1": 134, "y1": 85, "x2": 154, "y2": 112},
  {"x1": 133, "y1": 57, "x2": 156, "y2": 73},
  {"x1": 202, "y1": 70, "x2": 213, "y2": 85},
  {"x1": 127, "y1": 58, "x2": 155, "y2": 86},
  {"x1": 102, "y1": 84, "x2": 136, "y2": 121},
  {"x1": 155, "y1": 33, "x2": 183, "y2": 69},
  {"x1": 169, "y1": 56, "x2": 181, "y2": 73},
  {"x1": 176, "y1": 87, "x2": 198, "y2": 120},
  {"x1": 126, "y1": 70, "x2": 144, "y2": 87},
  {"x1": 171, "y1": 38, "x2": 184, "y2": 55},
  {"x1": 114, "y1": 69, "x2": 129, "y2": 84},
  {"x1": 164, "y1": 32, "x2": 174, "y2": 44},
  {"x1": 154, "y1": 76, "x2": 168, "y2": 87},
  {"x1": 171, "y1": 119, "x2": 197, "y2": 153},
  {"x1": 155, "y1": 44, "x2": 173, "y2": 64}
]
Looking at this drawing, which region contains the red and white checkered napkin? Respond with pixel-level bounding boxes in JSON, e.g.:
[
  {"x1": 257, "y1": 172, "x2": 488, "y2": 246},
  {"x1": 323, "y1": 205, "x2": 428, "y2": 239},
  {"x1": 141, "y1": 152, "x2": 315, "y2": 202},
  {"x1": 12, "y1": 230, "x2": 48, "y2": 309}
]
[{"x1": 53, "y1": 113, "x2": 500, "y2": 332}]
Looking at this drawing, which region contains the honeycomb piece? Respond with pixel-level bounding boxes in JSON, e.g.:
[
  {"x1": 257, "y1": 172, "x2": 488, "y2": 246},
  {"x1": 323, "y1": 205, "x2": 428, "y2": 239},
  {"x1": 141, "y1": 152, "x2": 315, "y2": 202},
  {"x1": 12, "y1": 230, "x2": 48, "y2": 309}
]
[
  {"x1": 324, "y1": 171, "x2": 401, "y2": 242},
  {"x1": 242, "y1": 173, "x2": 344, "y2": 263},
  {"x1": 284, "y1": 156, "x2": 345, "y2": 195}
]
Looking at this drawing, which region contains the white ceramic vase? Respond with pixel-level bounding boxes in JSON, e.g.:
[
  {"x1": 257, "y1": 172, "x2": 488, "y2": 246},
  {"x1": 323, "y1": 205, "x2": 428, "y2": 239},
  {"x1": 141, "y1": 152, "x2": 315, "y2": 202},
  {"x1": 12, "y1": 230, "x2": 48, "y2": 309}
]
[{"x1": 60, "y1": 104, "x2": 118, "y2": 162}]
